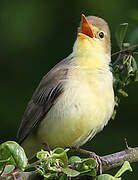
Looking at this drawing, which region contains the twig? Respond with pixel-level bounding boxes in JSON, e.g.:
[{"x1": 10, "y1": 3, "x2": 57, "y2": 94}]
[
  {"x1": 102, "y1": 147, "x2": 138, "y2": 171},
  {"x1": 0, "y1": 168, "x2": 19, "y2": 179},
  {"x1": 0, "y1": 166, "x2": 5, "y2": 177},
  {"x1": 112, "y1": 44, "x2": 138, "y2": 57},
  {"x1": 111, "y1": 44, "x2": 138, "y2": 67},
  {"x1": 112, "y1": 53, "x2": 122, "y2": 66}
]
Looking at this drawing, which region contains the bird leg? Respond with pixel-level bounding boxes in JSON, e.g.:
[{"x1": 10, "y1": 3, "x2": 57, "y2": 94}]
[
  {"x1": 42, "y1": 142, "x2": 51, "y2": 153},
  {"x1": 71, "y1": 147, "x2": 108, "y2": 174}
]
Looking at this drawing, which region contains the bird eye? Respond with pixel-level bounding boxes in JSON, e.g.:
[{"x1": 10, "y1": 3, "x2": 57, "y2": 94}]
[{"x1": 99, "y1": 31, "x2": 104, "y2": 39}]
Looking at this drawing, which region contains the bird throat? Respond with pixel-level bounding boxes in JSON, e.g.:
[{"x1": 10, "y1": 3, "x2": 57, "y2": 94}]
[{"x1": 73, "y1": 38, "x2": 109, "y2": 69}]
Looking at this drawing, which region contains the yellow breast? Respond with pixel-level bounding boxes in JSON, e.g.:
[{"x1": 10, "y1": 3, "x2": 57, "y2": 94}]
[
  {"x1": 37, "y1": 63, "x2": 114, "y2": 148},
  {"x1": 22, "y1": 61, "x2": 114, "y2": 159}
]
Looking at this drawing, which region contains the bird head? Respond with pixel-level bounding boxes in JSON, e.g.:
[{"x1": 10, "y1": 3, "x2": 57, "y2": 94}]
[{"x1": 73, "y1": 14, "x2": 111, "y2": 66}]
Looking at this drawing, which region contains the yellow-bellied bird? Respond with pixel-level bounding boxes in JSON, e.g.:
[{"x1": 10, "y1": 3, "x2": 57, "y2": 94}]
[{"x1": 17, "y1": 14, "x2": 114, "y2": 159}]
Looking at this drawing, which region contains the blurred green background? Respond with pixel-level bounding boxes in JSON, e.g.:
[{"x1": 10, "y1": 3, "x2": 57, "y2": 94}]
[{"x1": 0, "y1": 0, "x2": 138, "y2": 179}]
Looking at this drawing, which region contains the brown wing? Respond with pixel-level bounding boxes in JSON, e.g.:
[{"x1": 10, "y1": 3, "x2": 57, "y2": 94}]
[{"x1": 17, "y1": 54, "x2": 73, "y2": 144}]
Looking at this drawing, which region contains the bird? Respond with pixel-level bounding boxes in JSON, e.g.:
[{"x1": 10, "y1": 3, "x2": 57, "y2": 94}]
[{"x1": 17, "y1": 14, "x2": 115, "y2": 160}]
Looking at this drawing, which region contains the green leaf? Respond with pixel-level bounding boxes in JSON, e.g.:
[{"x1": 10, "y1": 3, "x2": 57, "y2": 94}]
[
  {"x1": 36, "y1": 149, "x2": 50, "y2": 160},
  {"x1": 3, "y1": 165, "x2": 15, "y2": 174},
  {"x1": 77, "y1": 158, "x2": 97, "y2": 174},
  {"x1": 62, "y1": 167, "x2": 80, "y2": 177},
  {"x1": 115, "y1": 23, "x2": 128, "y2": 48},
  {"x1": 52, "y1": 148, "x2": 69, "y2": 165},
  {"x1": 115, "y1": 161, "x2": 132, "y2": 178},
  {"x1": 122, "y1": 43, "x2": 130, "y2": 48},
  {"x1": 85, "y1": 169, "x2": 97, "y2": 177},
  {"x1": 81, "y1": 158, "x2": 97, "y2": 169},
  {"x1": 131, "y1": 57, "x2": 138, "y2": 72},
  {"x1": 127, "y1": 62, "x2": 133, "y2": 74},
  {"x1": 111, "y1": 109, "x2": 117, "y2": 120},
  {"x1": 97, "y1": 174, "x2": 121, "y2": 180},
  {"x1": 0, "y1": 157, "x2": 13, "y2": 170},
  {"x1": 0, "y1": 141, "x2": 28, "y2": 170},
  {"x1": 69, "y1": 156, "x2": 81, "y2": 165},
  {"x1": 118, "y1": 89, "x2": 128, "y2": 97}
]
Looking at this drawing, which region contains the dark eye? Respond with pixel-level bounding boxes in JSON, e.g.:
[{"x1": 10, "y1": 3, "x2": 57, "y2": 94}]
[{"x1": 99, "y1": 31, "x2": 104, "y2": 39}]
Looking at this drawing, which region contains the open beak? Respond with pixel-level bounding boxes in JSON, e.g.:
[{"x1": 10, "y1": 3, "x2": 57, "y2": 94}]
[{"x1": 78, "y1": 14, "x2": 94, "y2": 40}]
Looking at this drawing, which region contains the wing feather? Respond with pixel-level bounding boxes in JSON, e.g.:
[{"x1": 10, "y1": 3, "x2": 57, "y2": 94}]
[{"x1": 17, "y1": 54, "x2": 73, "y2": 144}]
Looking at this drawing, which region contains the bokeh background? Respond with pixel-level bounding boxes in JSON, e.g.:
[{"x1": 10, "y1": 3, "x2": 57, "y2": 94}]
[{"x1": 0, "y1": 0, "x2": 138, "y2": 179}]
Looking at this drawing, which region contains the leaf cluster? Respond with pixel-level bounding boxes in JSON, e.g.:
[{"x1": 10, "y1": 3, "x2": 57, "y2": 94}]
[
  {"x1": 0, "y1": 142, "x2": 133, "y2": 180},
  {"x1": 36, "y1": 148, "x2": 97, "y2": 179},
  {"x1": 35, "y1": 148, "x2": 132, "y2": 180},
  {"x1": 111, "y1": 23, "x2": 138, "y2": 119}
]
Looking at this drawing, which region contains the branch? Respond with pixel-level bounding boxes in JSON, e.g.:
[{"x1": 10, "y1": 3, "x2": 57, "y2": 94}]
[
  {"x1": 102, "y1": 147, "x2": 138, "y2": 171},
  {"x1": 112, "y1": 44, "x2": 138, "y2": 57},
  {"x1": 112, "y1": 44, "x2": 138, "y2": 66}
]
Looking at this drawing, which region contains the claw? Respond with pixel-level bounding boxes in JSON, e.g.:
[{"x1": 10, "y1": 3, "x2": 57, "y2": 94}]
[
  {"x1": 89, "y1": 152, "x2": 107, "y2": 174},
  {"x1": 71, "y1": 147, "x2": 108, "y2": 174}
]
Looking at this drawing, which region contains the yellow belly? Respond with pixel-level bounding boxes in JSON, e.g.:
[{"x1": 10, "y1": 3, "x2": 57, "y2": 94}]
[
  {"x1": 22, "y1": 67, "x2": 114, "y2": 159},
  {"x1": 37, "y1": 67, "x2": 114, "y2": 147}
]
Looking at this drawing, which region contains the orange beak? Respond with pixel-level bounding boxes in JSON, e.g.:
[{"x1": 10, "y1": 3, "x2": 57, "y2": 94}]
[{"x1": 78, "y1": 14, "x2": 94, "y2": 40}]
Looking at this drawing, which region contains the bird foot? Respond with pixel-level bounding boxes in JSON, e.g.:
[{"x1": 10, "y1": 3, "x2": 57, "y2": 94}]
[
  {"x1": 71, "y1": 147, "x2": 108, "y2": 174},
  {"x1": 88, "y1": 151, "x2": 108, "y2": 174}
]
